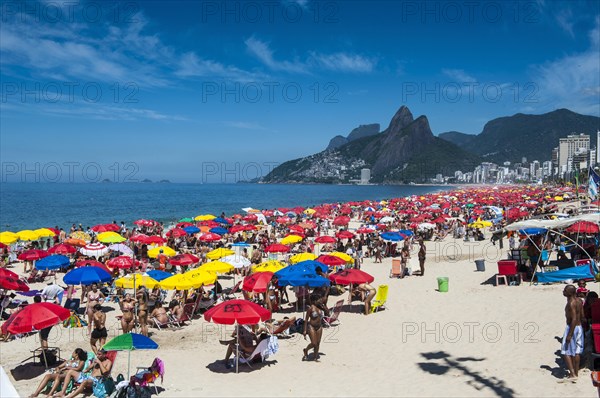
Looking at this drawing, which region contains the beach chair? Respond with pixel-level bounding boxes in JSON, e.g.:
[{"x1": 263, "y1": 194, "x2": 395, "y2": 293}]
[
  {"x1": 323, "y1": 300, "x2": 343, "y2": 327},
  {"x1": 151, "y1": 316, "x2": 175, "y2": 330},
  {"x1": 496, "y1": 260, "x2": 521, "y2": 286},
  {"x1": 237, "y1": 336, "x2": 278, "y2": 369},
  {"x1": 133, "y1": 357, "x2": 164, "y2": 394},
  {"x1": 169, "y1": 304, "x2": 194, "y2": 327},
  {"x1": 221, "y1": 281, "x2": 242, "y2": 301},
  {"x1": 389, "y1": 259, "x2": 402, "y2": 278},
  {"x1": 371, "y1": 285, "x2": 389, "y2": 313}
]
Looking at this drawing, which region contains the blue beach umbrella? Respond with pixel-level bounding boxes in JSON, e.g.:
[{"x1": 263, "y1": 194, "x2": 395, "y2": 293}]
[
  {"x1": 36, "y1": 255, "x2": 70, "y2": 270},
  {"x1": 64, "y1": 266, "x2": 111, "y2": 286},
  {"x1": 275, "y1": 261, "x2": 326, "y2": 279},
  {"x1": 518, "y1": 228, "x2": 547, "y2": 235},
  {"x1": 277, "y1": 272, "x2": 330, "y2": 288},
  {"x1": 231, "y1": 242, "x2": 251, "y2": 247},
  {"x1": 398, "y1": 229, "x2": 414, "y2": 236},
  {"x1": 183, "y1": 226, "x2": 201, "y2": 235},
  {"x1": 103, "y1": 333, "x2": 158, "y2": 378},
  {"x1": 213, "y1": 217, "x2": 230, "y2": 225},
  {"x1": 210, "y1": 227, "x2": 228, "y2": 235},
  {"x1": 381, "y1": 232, "x2": 404, "y2": 242},
  {"x1": 146, "y1": 270, "x2": 172, "y2": 281}
]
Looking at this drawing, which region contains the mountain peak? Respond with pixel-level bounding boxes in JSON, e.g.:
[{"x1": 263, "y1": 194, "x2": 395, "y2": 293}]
[
  {"x1": 386, "y1": 105, "x2": 414, "y2": 134},
  {"x1": 326, "y1": 123, "x2": 380, "y2": 150}
]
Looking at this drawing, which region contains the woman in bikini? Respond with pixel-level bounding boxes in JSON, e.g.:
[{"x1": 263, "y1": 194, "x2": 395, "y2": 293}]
[
  {"x1": 28, "y1": 348, "x2": 87, "y2": 398},
  {"x1": 119, "y1": 293, "x2": 137, "y2": 334},
  {"x1": 85, "y1": 284, "x2": 105, "y2": 333},
  {"x1": 136, "y1": 286, "x2": 149, "y2": 336},
  {"x1": 303, "y1": 303, "x2": 323, "y2": 362}
]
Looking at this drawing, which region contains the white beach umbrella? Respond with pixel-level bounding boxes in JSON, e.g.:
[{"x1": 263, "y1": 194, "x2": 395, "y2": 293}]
[{"x1": 79, "y1": 243, "x2": 109, "y2": 258}]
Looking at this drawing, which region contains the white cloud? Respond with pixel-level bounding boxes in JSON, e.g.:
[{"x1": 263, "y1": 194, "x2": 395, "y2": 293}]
[
  {"x1": 244, "y1": 37, "x2": 308, "y2": 74},
  {"x1": 223, "y1": 121, "x2": 267, "y2": 130},
  {"x1": 441, "y1": 69, "x2": 477, "y2": 83},
  {"x1": 175, "y1": 52, "x2": 262, "y2": 82},
  {"x1": 309, "y1": 52, "x2": 376, "y2": 73},
  {"x1": 555, "y1": 8, "x2": 574, "y2": 37}
]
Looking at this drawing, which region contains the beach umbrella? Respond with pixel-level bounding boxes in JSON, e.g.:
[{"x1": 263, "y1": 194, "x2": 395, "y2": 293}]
[
  {"x1": 34, "y1": 228, "x2": 56, "y2": 238},
  {"x1": 316, "y1": 255, "x2": 346, "y2": 267},
  {"x1": 198, "y1": 261, "x2": 234, "y2": 274},
  {"x1": 36, "y1": 255, "x2": 70, "y2": 270},
  {"x1": 145, "y1": 270, "x2": 172, "y2": 282},
  {"x1": 97, "y1": 232, "x2": 126, "y2": 244},
  {"x1": 79, "y1": 243, "x2": 109, "y2": 258},
  {"x1": 265, "y1": 244, "x2": 290, "y2": 253},
  {"x1": 144, "y1": 236, "x2": 166, "y2": 245},
  {"x1": 162, "y1": 272, "x2": 215, "y2": 290},
  {"x1": 199, "y1": 233, "x2": 222, "y2": 242},
  {"x1": 329, "y1": 251, "x2": 353, "y2": 263},
  {"x1": 74, "y1": 260, "x2": 110, "y2": 273},
  {"x1": 289, "y1": 253, "x2": 317, "y2": 264},
  {"x1": 277, "y1": 271, "x2": 330, "y2": 288},
  {"x1": 195, "y1": 214, "x2": 216, "y2": 221},
  {"x1": 133, "y1": 219, "x2": 156, "y2": 227},
  {"x1": 210, "y1": 227, "x2": 228, "y2": 235},
  {"x1": 329, "y1": 269, "x2": 374, "y2": 285},
  {"x1": 314, "y1": 236, "x2": 336, "y2": 244},
  {"x1": 107, "y1": 256, "x2": 140, "y2": 269},
  {"x1": 381, "y1": 232, "x2": 404, "y2": 242},
  {"x1": 47, "y1": 243, "x2": 76, "y2": 255},
  {"x1": 63, "y1": 266, "x2": 111, "y2": 286},
  {"x1": 231, "y1": 242, "x2": 252, "y2": 247},
  {"x1": 130, "y1": 234, "x2": 149, "y2": 243},
  {"x1": 280, "y1": 235, "x2": 303, "y2": 245},
  {"x1": 168, "y1": 253, "x2": 200, "y2": 266},
  {"x1": 115, "y1": 274, "x2": 159, "y2": 289},
  {"x1": 5, "y1": 302, "x2": 70, "y2": 334},
  {"x1": 184, "y1": 270, "x2": 218, "y2": 287},
  {"x1": 0, "y1": 272, "x2": 29, "y2": 292},
  {"x1": 103, "y1": 333, "x2": 158, "y2": 378},
  {"x1": 336, "y1": 231, "x2": 355, "y2": 239},
  {"x1": 566, "y1": 221, "x2": 599, "y2": 234},
  {"x1": 166, "y1": 228, "x2": 187, "y2": 238},
  {"x1": 242, "y1": 272, "x2": 274, "y2": 293},
  {"x1": 207, "y1": 248, "x2": 234, "y2": 260},
  {"x1": 18, "y1": 249, "x2": 49, "y2": 261},
  {"x1": 252, "y1": 260, "x2": 285, "y2": 273},
  {"x1": 213, "y1": 217, "x2": 231, "y2": 225},
  {"x1": 204, "y1": 300, "x2": 271, "y2": 373},
  {"x1": 17, "y1": 230, "x2": 40, "y2": 241},
  {"x1": 0, "y1": 231, "x2": 18, "y2": 245},
  {"x1": 183, "y1": 226, "x2": 201, "y2": 235},
  {"x1": 220, "y1": 255, "x2": 251, "y2": 269},
  {"x1": 108, "y1": 244, "x2": 133, "y2": 256},
  {"x1": 179, "y1": 217, "x2": 194, "y2": 223},
  {"x1": 64, "y1": 238, "x2": 87, "y2": 247},
  {"x1": 147, "y1": 246, "x2": 176, "y2": 258},
  {"x1": 356, "y1": 227, "x2": 376, "y2": 234},
  {"x1": 332, "y1": 216, "x2": 351, "y2": 226},
  {"x1": 91, "y1": 224, "x2": 120, "y2": 233}
]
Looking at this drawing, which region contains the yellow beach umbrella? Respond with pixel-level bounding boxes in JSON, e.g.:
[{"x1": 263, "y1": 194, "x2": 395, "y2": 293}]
[
  {"x1": 198, "y1": 261, "x2": 234, "y2": 274},
  {"x1": 97, "y1": 231, "x2": 126, "y2": 244},
  {"x1": 289, "y1": 253, "x2": 317, "y2": 264},
  {"x1": 206, "y1": 248, "x2": 234, "y2": 260},
  {"x1": 148, "y1": 246, "x2": 177, "y2": 258},
  {"x1": 195, "y1": 214, "x2": 216, "y2": 221},
  {"x1": 17, "y1": 230, "x2": 40, "y2": 241},
  {"x1": 330, "y1": 251, "x2": 353, "y2": 263},
  {"x1": 281, "y1": 235, "x2": 303, "y2": 245},
  {"x1": 181, "y1": 270, "x2": 218, "y2": 287},
  {"x1": 469, "y1": 222, "x2": 487, "y2": 229},
  {"x1": 34, "y1": 228, "x2": 56, "y2": 237},
  {"x1": 115, "y1": 274, "x2": 159, "y2": 289},
  {"x1": 70, "y1": 231, "x2": 92, "y2": 242},
  {"x1": 252, "y1": 260, "x2": 285, "y2": 273},
  {"x1": 160, "y1": 273, "x2": 215, "y2": 290},
  {"x1": 0, "y1": 231, "x2": 18, "y2": 245},
  {"x1": 554, "y1": 196, "x2": 564, "y2": 201},
  {"x1": 303, "y1": 208, "x2": 316, "y2": 215}
]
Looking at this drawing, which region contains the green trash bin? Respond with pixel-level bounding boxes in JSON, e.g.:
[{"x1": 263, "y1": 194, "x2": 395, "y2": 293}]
[{"x1": 437, "y1": 277, "x2": 449, "y2": 292}]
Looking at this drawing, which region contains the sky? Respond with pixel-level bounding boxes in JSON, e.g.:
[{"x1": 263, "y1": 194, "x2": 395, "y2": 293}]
[{"x1": 1, "y1": 0, "x2": 599, "y2": 183}]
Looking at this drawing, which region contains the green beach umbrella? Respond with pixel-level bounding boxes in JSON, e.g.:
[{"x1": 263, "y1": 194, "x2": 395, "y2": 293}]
[
  {"x1": 179, "y1": 217, "x2": 194, "y2": 223},
  {"x1": 97, "y1": 231, "x2": 127, "y2": 244},
  {"x1": 103, "y1": 333, "x2": 158, "y2": 378}
]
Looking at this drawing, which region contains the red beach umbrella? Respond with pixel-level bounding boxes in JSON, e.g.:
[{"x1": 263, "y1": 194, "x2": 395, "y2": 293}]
[
  {"x1": 91, "y1": 224, "x2": 120, "y2": 233},
  {"x1": 5, "y1": 302, "x2": 70, "y2": 334},
  {"x1": 265, "y1": 243, "x2": 290, "y2": 253},
  {"x1": 332, "y1": 216, "x2": 350, "y2": 226},
  {"x1": 316, "y1": 255, "x2": 346, "y2": 267},
  {"x1": 566, "y1": 221, "x2": 599, "y2": 234},
  {"x1": 204, "y1": 299, "x2": 271, "y2": 325},
  {"x1": 130, "y1": 234, "x2": 149, "y2": 243},
  {"x1": 107, "y1": 256, "x2": 140, "y2": 269},
  {"x1": 315, "y1": 236, "x2": 336, "y2": 244},
  {"x1": 336, "y1": 230, "x2": 355, "y2": 239},
  {"x1": 0, "y1": 268, "x2": 19, "y2": 279},
  {"x1": 166, "y1": 228, "x2": 187, "y2": 238},
  {"x1": 169, "y1": 253, "x2": 200, "y2": 266},
  {"x1": 75, "y1": 260, "x2": 111, "y2": 273},
  {"x1": 199, "y1": 233, "x2": 222, "y2": 242},
  {"x1": 329, "y1": 269, "x2": 374, "y2": 285},
  {"x1": 242, "y1": 272, "x2": 274, "y2": 293},
  {"x1": 18, "y1": 249, "x2": 49, "y2": 261},
  {"x1": 144, "y1": 236, "x2": 166, "y2": 245},
  {"x1": 48, "y1": 243, "x2": 76, "y2": 255},
  {"x1": 0, "y1": 273, "x2": 29, "y2": 292}
]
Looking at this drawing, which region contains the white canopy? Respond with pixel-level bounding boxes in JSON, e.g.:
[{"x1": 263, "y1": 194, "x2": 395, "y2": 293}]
[{"x1": 503, "y1": 213, "x2": 599, "y2": 232}]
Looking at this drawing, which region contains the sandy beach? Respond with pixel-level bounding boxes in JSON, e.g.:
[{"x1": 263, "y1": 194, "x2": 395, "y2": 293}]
[{"x1": 1, "y1": 225, "x2": 593, "y2": 397}]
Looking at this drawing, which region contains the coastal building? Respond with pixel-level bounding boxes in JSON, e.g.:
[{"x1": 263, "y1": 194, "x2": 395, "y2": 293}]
[
  {"x1": 597, "y1": 130, "x2": 600, "y2": 165},
  {"x1": 360, "y1": 168, "x2": 371, "y2": 185},
  {"x1": 558, "y1": 133, "x2": 590, "y2": 172}
]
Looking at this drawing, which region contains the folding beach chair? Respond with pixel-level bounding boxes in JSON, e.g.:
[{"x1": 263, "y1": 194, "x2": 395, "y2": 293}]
[
  {"x1": 134, "y1": 357, "x2": 165, "y2": 394},
  {"x1": 371, "y1": 285, "x2": 389, "y2": 313},
  {"x1": 237, "y1": 336, "x2": 278, "y2": 369},
  {"x1": 389, "y1": 259, "x2": 402, "y2": 278},
  {"x1": 323, "y1": 300, "x2": 343, "y2": 327}
]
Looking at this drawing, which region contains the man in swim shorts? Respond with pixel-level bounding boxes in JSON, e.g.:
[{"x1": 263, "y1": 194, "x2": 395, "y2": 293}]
[{"x1": 560, "y1": 284, "x2": 584, "y2": 382}]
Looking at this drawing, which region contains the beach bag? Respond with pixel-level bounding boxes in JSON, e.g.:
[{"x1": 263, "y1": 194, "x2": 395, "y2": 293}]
[
  {"x1": 63, "y1": 312, "x2": 86, "y2": 328},
  {"x1": 126, "y1": 385, "x2": 151, "y2": 398},
  {"x1": 93, "y1": 377, "x2": 116, "y2": 398},
  {"x1": 38, "y1": 349, "x2": 58, "y2": 367}
]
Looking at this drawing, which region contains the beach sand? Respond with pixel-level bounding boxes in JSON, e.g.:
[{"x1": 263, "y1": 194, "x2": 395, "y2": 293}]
[{"x1": 1, "y1": 230, "x2": 594, "y2": 397}]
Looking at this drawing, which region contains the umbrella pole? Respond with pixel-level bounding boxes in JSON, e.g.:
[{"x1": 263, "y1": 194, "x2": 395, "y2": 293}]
[
  {"x1": 236, "y1": 323, "x2": 239, "y2": 374},
  {"x1": 127, "y1": 350, "x2": 131, "y2": 379}
]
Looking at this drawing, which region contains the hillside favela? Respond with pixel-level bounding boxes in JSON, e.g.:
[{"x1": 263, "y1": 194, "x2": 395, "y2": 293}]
[{"x1": 0, "y1": 2, "x2": 600, "y2": 398}]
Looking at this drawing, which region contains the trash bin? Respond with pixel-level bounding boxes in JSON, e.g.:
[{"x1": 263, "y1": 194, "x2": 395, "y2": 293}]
[
  {"x1": 475, "y1": 259, "x2": 485, "y2": 272},
  {"x1": 437, "y1": 277, "x2": 449, "y2": 292}
]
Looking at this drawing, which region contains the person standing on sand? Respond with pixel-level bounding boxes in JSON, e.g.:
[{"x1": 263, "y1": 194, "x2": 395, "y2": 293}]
[
  {"x1": 418, "y1": 238, "x2": 426, "y2": 276},
  {"x1": 560, "y1": 284, "x2": 584, "y2": 382},
  {"x1": 303, "y1": 304, "x2": 323, "y2": 362}
]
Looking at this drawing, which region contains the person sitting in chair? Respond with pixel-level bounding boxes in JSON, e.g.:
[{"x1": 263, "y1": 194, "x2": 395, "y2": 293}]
[
  {"x1": 28, "y1": 348, "x2": 87, "y2": 398},
  {"x1": 220, "y1": 325, "x2": 258, "y2": 369},
  {"x1": 56, "y1": 349, "x2": 113, "y2": 398},
  {"x1": 151, "y1": 304, "x2": 170, "y2": 327}
]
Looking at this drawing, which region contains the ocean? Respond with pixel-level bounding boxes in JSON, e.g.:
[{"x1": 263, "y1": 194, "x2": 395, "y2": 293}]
[{"x1": 0, "y1": 183, "x2": 450, "y2": 231}]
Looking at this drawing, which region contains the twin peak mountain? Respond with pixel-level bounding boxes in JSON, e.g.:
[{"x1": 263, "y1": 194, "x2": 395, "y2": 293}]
[{"x1": 262, "y1": 106, "x2": 599, "y2": 184}]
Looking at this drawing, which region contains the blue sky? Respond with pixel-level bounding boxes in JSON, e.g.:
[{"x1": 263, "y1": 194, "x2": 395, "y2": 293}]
[{"x1": 1, "y1": 0, "x2": 599, "y2": 182}]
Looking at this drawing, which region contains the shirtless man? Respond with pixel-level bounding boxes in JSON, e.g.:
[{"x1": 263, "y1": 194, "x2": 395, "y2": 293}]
[
  {"x1": 151, "y1": 304, "x2": 170, "y2": 327},
  {"x1": 90, "y1": 304, "x2": 107, "y2": 355},
  {"x1": 57, "y1": 349, "x2": 113, "y2": 398},
  {"x1": 560, "y1": 284, "x2": 584, "y2": 382},
  {"x1": 136, "y1": 286, "x2": 149, "y2": 336}
]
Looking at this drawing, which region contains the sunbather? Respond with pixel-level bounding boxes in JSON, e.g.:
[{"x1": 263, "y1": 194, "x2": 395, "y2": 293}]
[
  {"x1": 303, "y1": 304, "x2": 323, "y2": 362},
  {"x1": 151, "y1": 304, "x2": 170, "y2": 327},
  {"x1": 258, "y1": 317, "x2": 297, "y2": 336},
  {"x1": 56, "y1": 349, "x2": 113, "y2": 398},
  {"x1": 220, "y1": 325, "x2": 258, "y2": 369},
  {"x1": 28, "y1": 348, "x2": 87, "y2": 398}
]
